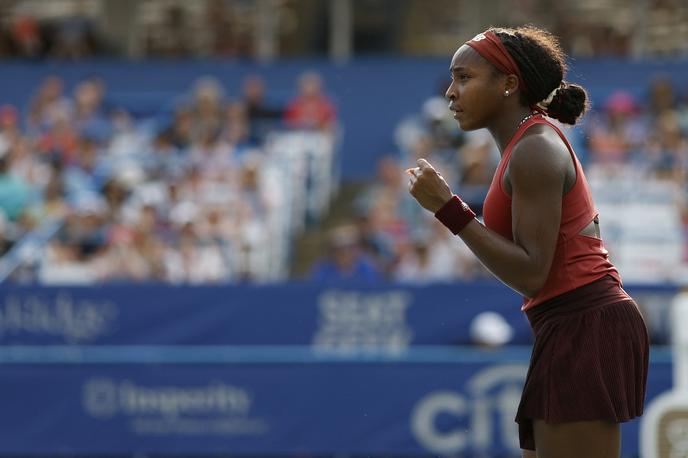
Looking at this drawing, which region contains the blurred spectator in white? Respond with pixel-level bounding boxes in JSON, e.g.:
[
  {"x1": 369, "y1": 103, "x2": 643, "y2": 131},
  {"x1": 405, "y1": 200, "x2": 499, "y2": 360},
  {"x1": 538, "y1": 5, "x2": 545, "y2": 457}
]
[
  {"x1": 455, "y1": 132, "x2": 498, "y2": 216},
  {"x1": 143, "y1": 131, "x2": 185, "y2": 179},
  {"x1": 103, "y1": 233, "x2": 164, "y2": 282},
  {"x1": 27, "y1": 76, "x2": 72, "y2": 133},
  {"x1": 7, "y1": 136, "x2": 50, "y2": 189},
  {"x1": 40, "y1": 240, "x2": 99, "y2": 285},
  {"x1": 164, "y1": 223, "x2": 230, "y2": 284},
  {"x1": 421, "y1": 79, "x2": 464, "y2": 150},
  {"x1": 189, "y1": 129, "x2": 236, "y2": 179},
  {"x1": 39, "y1": 197, "x2": 107, "y2": 284},
  {"x1": 355, "y1": 154, "x2": 423, "y2": 275},
  {"x1": 108, "y1": 109, "x2": 148, "y2": 157},
  {"x1": 222, "y1": 101, "x2": 251, "y2": 152},
  {"x1": 284, "y1": 72, "x2": 337, "y2": 131},
  {"x1": 189, "y1": 76, "x2": 226, "y2": 141},
  {"x1": 310, "y1": 225, "x2": 380, "y2": 282},
  {"x1": 197, "y1": 204, "x2": 233, "y2": 243},
  {"x1": 360, "y1": 155, "x2": 406, "y2": 215},
  {"x1": 63, "y1": 137, "x2": 106, "y2": 200},
  {"x1": 229, "y1": 159, "x2": 277, "y2": 281},
  {"x1": 238, "y1": 159, "x2": 272, "y2": 216},
  {"x1": 100, "y1": 178, "x2": 128, "y2": 223},
  {"x1": 394, "y1": 220, "x2": 487, "y2": 283},
  {"x1": 394, "y1": 235, "x2": 451, "y2": 283}
]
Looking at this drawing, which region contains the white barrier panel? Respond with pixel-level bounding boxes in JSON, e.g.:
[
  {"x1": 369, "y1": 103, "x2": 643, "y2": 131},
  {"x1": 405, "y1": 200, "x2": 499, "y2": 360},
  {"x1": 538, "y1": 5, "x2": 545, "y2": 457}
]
[{"x1": 641, "y1": 292, "x2": 688, "y2": 458}]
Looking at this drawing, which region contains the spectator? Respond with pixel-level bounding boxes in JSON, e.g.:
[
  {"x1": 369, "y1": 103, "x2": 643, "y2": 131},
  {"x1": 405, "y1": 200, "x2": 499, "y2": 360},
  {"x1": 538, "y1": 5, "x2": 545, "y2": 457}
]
[
  {"x1": 0, "y1": 152, "x2": 33, "y2": 221},
  {"x1": 189, "y1": 76, "x2": 226, "y2": 140},
  {"x1": 643, "y1": 111, "x2": 688, "y2": 180},
  {"x1": 284, "y1": 72, "x2": 337, "y2": 131},
  {"x1": 72, "y1": 77, "x2": 111, "y2": 141},
  {"x1": 164, "y1": 224, "x2": 230, "y2": 284},
  {"x1": 241, "y1": 74, "x2": 283, "y2": 143},
  {"x1": 27, "y1": 76, "x2": 72, "y2": 133},
  {"x1": 36, "y1": 104, "x2": 79, "y2": 163},
  {"x1": 0, "y1": 105, "x2": 22, "y2": 151},
  {"x1": 165, "y1": 108, "x2": 194, "y2": 150},
  {"x1": 587, "y1": 91, "x2": 645, "y2": 166},
  {"x1": 455, "y1": 134, "x2": 498, "y2": 216},
  {"x1": 310, "y1": 225, "x2": 380, "y2": 282},
  {"x1": 222, "y1": 101, "x2": 251, "y2": 150},
  {"x1": 10, "y1": 15, "x2": 42, "y2": 58}
]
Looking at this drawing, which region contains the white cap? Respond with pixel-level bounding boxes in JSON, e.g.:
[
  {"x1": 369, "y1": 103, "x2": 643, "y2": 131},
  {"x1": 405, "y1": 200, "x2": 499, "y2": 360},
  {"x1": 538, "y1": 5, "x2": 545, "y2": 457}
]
[{"x1": 469, "y1": 311, "x2": 514, "y2": 346}]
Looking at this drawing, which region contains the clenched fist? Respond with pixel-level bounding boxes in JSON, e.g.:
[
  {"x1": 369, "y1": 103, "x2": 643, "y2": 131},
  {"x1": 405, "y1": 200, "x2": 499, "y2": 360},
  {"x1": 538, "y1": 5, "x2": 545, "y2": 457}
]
[{"x1": 407, "y1": 158, "x2": 454, "y2": 213}]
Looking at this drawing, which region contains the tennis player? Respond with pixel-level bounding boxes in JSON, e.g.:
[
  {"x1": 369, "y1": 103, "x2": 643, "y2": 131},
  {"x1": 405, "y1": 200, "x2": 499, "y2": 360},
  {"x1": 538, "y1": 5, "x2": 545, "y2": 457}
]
[{"x1": 407, "y1": 26, "x2": 649, "y2": 458}]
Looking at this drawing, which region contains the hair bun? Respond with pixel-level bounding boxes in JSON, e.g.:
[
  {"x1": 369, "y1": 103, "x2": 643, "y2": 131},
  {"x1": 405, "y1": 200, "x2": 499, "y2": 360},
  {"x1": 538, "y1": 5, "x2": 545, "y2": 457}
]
[{"x1": 546, "y1": 82, "x2": 589, "y2": 125}]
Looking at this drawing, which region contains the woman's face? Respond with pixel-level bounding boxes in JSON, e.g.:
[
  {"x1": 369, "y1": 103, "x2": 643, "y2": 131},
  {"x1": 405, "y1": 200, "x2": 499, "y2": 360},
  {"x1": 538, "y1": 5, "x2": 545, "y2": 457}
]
[{"x1": 445, "y1": 45, "x2": 504, "y2": 131}]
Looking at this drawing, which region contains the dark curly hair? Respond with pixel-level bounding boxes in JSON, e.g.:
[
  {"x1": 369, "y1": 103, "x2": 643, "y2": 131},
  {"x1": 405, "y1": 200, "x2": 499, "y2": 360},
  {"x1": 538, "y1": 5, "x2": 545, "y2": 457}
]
[{"x1": 490, "y1": 26, "x2": 589, "y2": 125}]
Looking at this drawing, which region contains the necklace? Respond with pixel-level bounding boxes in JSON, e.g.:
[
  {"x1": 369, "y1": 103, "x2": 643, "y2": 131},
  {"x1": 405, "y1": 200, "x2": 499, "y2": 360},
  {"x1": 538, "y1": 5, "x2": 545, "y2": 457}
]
[{"x1": 518, "y1": 112, "x2": 538, "y2": 128}]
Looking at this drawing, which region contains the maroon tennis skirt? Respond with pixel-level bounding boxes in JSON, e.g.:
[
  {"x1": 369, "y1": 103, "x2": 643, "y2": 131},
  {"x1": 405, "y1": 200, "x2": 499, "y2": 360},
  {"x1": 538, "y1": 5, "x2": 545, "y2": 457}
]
[{"x1": 515, "y1": 275, "x2": 649, "y2": 451}]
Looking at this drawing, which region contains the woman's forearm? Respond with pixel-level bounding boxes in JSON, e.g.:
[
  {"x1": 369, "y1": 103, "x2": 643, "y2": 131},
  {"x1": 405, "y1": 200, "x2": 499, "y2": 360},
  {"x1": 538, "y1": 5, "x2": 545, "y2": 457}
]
[{"x1": 457, "y1": 219, "x2": 549, "y2": 297}]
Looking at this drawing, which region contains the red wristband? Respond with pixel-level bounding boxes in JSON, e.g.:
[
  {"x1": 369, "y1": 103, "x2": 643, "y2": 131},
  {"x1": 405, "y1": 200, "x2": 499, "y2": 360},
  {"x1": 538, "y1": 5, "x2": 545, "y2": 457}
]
[{"x1": 434, "y1": 195, "x2": 476, "y2": 235}]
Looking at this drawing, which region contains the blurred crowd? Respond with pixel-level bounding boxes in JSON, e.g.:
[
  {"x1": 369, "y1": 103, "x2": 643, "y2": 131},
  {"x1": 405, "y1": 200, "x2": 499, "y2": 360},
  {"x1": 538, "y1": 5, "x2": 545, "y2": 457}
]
[
  {"x1": 0, "y1": 71, "x2": 337, "y2": 284},
  {"x1": 0, "y1": 7, "x2": 105, "y2": 60},
  {"x1": 0, "y1": 1, "x2": 260, "y2": 60},
  {"x1": 2, "y1": 68, "x2": 687, "y2": 287},
  {"x1": 3, "y1": 0, "x2": 687, "y2": 61},
  {"x1": 311, "y1": 76, "x2": 688, "y2": 284}
]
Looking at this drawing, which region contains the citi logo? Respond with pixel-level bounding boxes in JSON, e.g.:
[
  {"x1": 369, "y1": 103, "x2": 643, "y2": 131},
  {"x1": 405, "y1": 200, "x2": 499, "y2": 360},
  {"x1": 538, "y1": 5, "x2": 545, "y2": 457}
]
[{"x1": 411, "y1": 365, "x2": 527, "y2": 454}]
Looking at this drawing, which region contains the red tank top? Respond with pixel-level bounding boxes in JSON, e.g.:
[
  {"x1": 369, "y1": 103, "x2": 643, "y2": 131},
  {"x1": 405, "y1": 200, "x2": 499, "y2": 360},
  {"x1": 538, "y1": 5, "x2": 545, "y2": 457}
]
[{"x1": 482, "y1": 114, "x2": 623, "y2": 311}]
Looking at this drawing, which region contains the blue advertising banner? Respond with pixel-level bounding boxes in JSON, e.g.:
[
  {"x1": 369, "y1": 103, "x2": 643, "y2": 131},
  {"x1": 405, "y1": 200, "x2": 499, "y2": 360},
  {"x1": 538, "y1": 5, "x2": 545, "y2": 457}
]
[
  {"x1": 0, "y1": 282, "x2": 530, "y2": 346},
  {"x1": 0, "y1": 283, "x2": 676, "y2": 347},
  {"x1": 0, "y1": 346, "x2": 673, "y2": 456}
]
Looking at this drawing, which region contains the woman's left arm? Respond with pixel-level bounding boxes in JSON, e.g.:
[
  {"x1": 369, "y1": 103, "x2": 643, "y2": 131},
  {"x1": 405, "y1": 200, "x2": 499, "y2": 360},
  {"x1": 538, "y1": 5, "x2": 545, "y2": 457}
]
[{"x1": 409, "y1": 135, "x2": 569, "y2": 297}]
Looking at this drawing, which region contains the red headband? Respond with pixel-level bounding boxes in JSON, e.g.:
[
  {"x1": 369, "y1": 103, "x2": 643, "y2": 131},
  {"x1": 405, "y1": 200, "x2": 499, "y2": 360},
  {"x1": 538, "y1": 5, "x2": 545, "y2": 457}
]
[{"x1": 466, "y1": 31, "x2": 529, "y2": 95}]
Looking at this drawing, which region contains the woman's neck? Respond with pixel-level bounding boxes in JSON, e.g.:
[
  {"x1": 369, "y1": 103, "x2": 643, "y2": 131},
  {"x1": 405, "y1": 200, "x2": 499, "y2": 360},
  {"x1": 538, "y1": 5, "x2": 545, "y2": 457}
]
[{"x1": 488, "y1": 107, "x2": 537, "y2": 155}]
